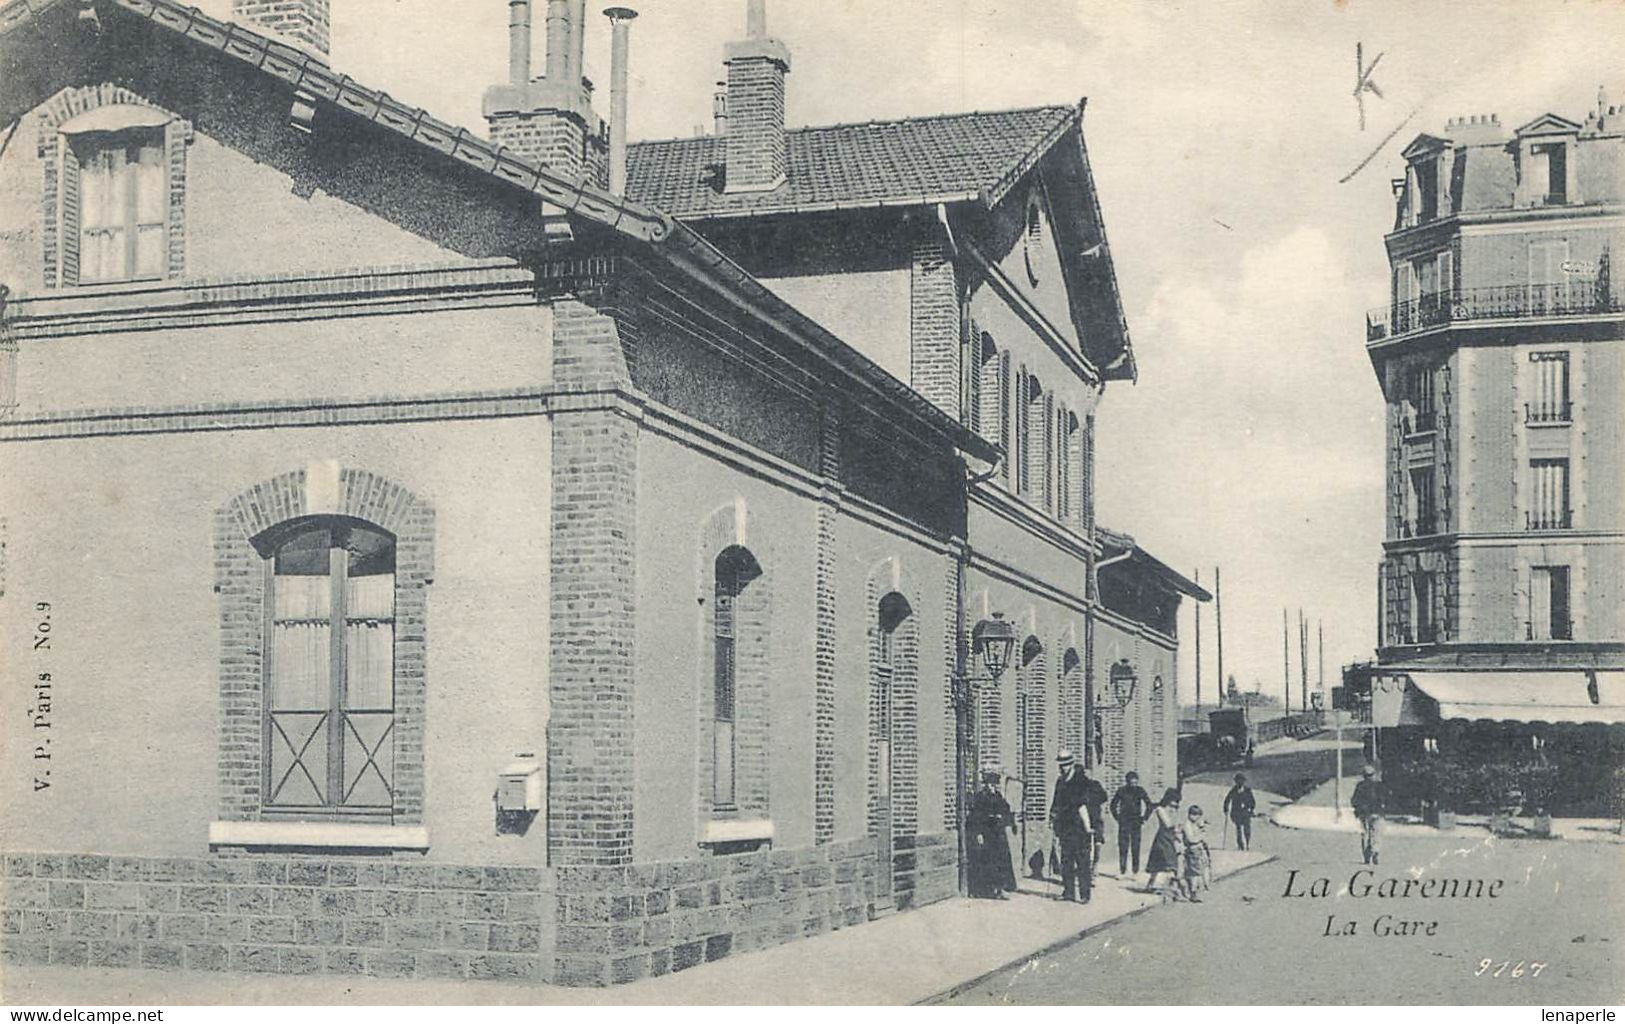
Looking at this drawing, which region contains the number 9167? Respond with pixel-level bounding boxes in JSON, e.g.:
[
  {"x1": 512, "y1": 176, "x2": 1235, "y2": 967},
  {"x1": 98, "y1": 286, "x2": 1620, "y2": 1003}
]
[{"x1": 1477, "y1": 959, "x2": 1546, "y2": 978}]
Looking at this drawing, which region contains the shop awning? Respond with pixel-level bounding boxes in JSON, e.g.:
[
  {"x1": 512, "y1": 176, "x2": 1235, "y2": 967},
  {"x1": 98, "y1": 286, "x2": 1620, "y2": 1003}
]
[{"x1": 1406, "y1": 670, "x2": 1625, "y2": 725}]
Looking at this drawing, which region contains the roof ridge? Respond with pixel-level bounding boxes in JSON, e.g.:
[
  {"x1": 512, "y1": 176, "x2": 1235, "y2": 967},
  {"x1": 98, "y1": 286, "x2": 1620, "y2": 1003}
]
[{"x1": 628, "y1": 102, "x2": 1076, "y2": 149}]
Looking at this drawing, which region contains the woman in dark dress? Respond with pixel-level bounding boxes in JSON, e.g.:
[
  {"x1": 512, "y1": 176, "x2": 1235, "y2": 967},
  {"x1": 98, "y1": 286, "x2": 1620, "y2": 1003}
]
[
  {"x1": 967, "y1": 769, "x2": 1017, "y2": 898},
  {"x1": 1144, "y1": 787, "x2": 1183, "y2": 896}
]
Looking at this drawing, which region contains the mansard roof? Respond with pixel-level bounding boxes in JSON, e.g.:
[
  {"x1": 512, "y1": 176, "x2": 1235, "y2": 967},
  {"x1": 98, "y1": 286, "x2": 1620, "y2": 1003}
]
[{"x1": 0, "y1": 0, "x2": 998, "y2": 464}]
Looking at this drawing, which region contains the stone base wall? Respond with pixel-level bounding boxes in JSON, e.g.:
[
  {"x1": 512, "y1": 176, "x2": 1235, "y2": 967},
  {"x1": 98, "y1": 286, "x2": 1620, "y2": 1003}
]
[
  {"x1": 2, "y1": 837, "x2": 961, "y2": 987},
  {"x1": 893, "y1": 831, "x2": 957, "y2": 911},
  {"x1": 0, "y1": 853, "x2": 547, "y2": 983},
  {"x1": 548, "y1": 838, "x2": 878, "y2": 987}
]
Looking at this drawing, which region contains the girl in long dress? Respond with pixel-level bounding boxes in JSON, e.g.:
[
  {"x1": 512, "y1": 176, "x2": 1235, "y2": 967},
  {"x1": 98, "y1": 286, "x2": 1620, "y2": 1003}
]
[{"x1": 1143, "y1": 787, "x2": 1184, "y2": 899}]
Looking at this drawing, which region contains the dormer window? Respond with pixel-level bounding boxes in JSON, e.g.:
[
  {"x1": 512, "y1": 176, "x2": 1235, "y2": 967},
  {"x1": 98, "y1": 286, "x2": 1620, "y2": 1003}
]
[
  {"x1": 1512, "y1": 114, "x2": 1581, "y2": 209},
  {"x1": 1414, "y1": 158, "x2": 1439, "y2": 223},
  {"x1": 1529, "y1": 143, "x2": 1567, "y2": 204}
]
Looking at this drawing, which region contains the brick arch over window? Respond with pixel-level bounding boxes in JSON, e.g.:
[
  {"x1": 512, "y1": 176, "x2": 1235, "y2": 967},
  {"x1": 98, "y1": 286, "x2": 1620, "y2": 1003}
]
[
  {"x1": 697, "y1": 501, "x2": 772, "y2": 827},
  {"x1": 37, "y1": 84, "x2": 193, "y2": 288},
  {"x1": 865, "y1": 557, "x2": 921, "y2": 861},
  {"x1": 213, "y1": 466, "x2": 434, "y2": 825}
]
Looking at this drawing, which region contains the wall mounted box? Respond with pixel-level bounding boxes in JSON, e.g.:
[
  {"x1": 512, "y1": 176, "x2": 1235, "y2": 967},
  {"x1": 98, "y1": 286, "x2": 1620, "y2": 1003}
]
[{"x1": 497, "y1": 755, "x2": 543, "y2": 811}]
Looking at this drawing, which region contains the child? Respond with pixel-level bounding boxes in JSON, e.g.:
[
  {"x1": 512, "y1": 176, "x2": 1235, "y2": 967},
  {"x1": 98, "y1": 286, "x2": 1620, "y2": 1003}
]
[{"x1": 1179, "y1": 805, "x2": 1213, "y2": 901}]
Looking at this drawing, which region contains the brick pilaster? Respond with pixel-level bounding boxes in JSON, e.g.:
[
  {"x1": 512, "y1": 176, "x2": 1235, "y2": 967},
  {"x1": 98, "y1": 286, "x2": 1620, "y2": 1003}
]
[
  {"x1": 547, "y1": 302, "x2": 638, "y2": 866},
  {"x1": 909, "y1": 238, "x2": 961, "y2": 419},
  {"x1": 813, "y1": 404, "x2": 840, "y2": 845}
]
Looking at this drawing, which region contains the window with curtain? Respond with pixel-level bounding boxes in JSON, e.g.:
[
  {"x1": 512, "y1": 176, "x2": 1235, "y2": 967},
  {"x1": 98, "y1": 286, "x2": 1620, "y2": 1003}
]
[
  {"x1": 266, "y1": 518, "x2": 396, "y2": 816},
  {"x1": 73, "y1": 129, "x2": 166, "y2": 283},
  {"x1": 1527, "y1": 459, "x2": 1571, "y2": 530},
  {"x1": 713, "y1": 552, "x2": 742, "y2": 808},
  {"x1": 1527, "y1": 351, "x2": 1571, "y2": 423}
]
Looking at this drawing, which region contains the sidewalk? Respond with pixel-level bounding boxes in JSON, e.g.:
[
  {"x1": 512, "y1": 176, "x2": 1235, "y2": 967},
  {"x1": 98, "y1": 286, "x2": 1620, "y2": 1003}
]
[
  {"x1": 1272, "y1": 775, "x2": 1625, "y2": 844},
  {"x1": 3, "y1": 847, "x2": 1273, "y2": 1006}
]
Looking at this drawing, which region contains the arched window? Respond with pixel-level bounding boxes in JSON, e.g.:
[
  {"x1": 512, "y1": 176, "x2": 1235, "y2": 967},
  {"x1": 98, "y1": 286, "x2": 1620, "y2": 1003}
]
[
  {"x1": 263, "y1": 516, "x2": 397, "y2": 816},
  {"x1": 1024, "y1": 196, "x2": 1043, "y2": 286},
  {"x1": 42, "y1": 92, "x2": 191, "y2": 288},
  {"x1": 1018, "y1": 635, "x2": 1047, "y2": 822},
  {"x1": 1015, "y1": 366, "x2": 1030, "y2": 495},
  {"x1": 712, "y1": 545, "x2": 761, "y2": 808},
  {"x1": 977, "y1": 332, "x2": 1004, "y2": 453}
]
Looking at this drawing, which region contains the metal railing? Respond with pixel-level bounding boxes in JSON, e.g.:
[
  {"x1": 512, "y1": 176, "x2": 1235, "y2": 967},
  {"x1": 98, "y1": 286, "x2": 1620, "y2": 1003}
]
[
  {"x1": 1525, "y1": 401, "x2": 1572, "y2": 424},
  {"x1": 1403, "y1": 411, "x2": 1436, "y2": 435},
  {"x1": 1398, "y1": 515, "x2": 1437, "y2": 539},
  {"x1": 1525, "y1": 509, "x2": 1573, "y2": 531},
  {"x1": 1367, "y1": 279, "x2": 1621, "y2": 340}
]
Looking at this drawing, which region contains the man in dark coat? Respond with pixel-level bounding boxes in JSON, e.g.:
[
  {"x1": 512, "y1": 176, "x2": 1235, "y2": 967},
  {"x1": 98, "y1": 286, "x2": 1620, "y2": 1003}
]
[
  {"x1": 1351, "y1": 764, "x2": 1386, "y2": 865},
  {"x1": 1079, "y1": 766, "x2": 1109, "y2": 880},
  {"x1": 1223, "y1": 772, "x2": 1257, "y2": 851},
  {"x1": 1048, "y1": 750, "x2": 1092, "y2": 903},
  {"x1": 966, "y1": 769, "x2": 1016, "y2": 898},
  {"x1": 1110, "y1": 770, "x2": 1154, "y2": 876}
]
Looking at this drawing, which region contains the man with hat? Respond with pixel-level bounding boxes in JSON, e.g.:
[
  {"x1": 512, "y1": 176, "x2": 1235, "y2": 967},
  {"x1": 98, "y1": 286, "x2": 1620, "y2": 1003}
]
[
  {"x1": 1048, "y1": 749, "x2": 1093, "y2": 903},
  {"x1": 1222, "y1": 772, "x2": 1257, "y2": 851},
  {"x1": 1350, "y1": 764, "x2": 1387, "y2": 865},
  {"x1": 966, "y1": 767, "x2": 1017, "y2": 898}
]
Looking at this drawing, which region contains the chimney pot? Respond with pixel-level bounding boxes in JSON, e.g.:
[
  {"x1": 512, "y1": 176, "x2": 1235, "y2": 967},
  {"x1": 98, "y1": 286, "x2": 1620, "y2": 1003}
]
[
  {"x1": 604, "y1": 6, "x2": 638, "y2": 195},
  {"x1": 714, "y1": 80, "x2": 729, "y2": 136},
  {"x1": 509, "y1": 0, "x2": 532, "y2": 88}
]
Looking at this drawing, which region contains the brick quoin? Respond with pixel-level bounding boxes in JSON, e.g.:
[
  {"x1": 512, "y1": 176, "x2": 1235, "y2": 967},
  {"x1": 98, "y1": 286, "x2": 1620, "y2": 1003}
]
[
  {"x1": 813, "y1": 402, "x2": 841, "y2": 845},
  {"x1": 547, "y1": 301, "x2": 638, "y2": 867}
]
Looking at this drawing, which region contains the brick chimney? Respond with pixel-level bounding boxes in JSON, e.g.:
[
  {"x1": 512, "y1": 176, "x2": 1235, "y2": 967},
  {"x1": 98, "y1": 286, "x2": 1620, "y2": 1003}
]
[
  {"x1": 482, "y1": 0, "x2": 609, "y2": 185},
  {"x1": 233, "y1": 0, "x2": 330, "y2": 60},
  {"x1": 723, "y1": 0, "x2": 790, "y2": 193}
]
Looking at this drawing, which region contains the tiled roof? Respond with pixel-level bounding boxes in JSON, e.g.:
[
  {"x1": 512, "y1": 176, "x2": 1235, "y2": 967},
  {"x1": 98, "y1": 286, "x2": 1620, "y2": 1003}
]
[{"x1": 626, "y1": 105, "x2": 1079, "y2": 219}]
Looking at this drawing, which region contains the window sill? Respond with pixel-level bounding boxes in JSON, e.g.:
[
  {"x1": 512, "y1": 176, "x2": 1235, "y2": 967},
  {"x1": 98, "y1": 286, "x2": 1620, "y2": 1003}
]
[
  {"x1": 1525, "y1": 419, "x2": 1572, "y2": 429},
  {"x1": 700, "y1": 818, "x2": 775, "y2": 845},
  {"x1": 208, "y1": 820, "x2": 429, "y2": 851}
]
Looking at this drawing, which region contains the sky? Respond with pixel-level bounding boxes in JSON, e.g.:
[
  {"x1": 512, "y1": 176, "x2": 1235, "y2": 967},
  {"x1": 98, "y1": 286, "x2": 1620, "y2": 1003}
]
[{"x1": 197, "y1": 0, "x2": 1623, "y2": 704}]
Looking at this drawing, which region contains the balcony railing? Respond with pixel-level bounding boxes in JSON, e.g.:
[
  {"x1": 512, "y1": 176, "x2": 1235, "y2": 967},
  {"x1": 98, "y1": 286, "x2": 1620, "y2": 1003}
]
[
  {"x1": 1398, "y1": 516, "x2": 1437, "y2": 539},
  {"x1": 1525, "y1": 509, "x2": 1573, "y2": 531},
  {"x1": 1403, "y1": 410, "x2": 1436, "y2": 435},
  {"x1": 1525, "y1": 401, "x2": 1573, "y2": 424},
  {"x1": 1367, "y1": 279, "x2": 1621, "y2": 341}
]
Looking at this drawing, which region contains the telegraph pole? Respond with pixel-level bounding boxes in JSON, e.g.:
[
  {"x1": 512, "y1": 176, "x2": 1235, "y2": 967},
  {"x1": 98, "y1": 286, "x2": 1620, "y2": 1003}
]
[
  {"x1": 1214, "y1": 567, "x2": 1224, "y2": 707},
  {"x1": 1194, "y1": 568, "x2": 1203, "y2": 719},
  {"x1": 1318, "y1": 620, "x2": 1325, "y2": 705},
  {"x1": 1299, "y1": 609, "x2": 1309, "y2": 716},
  {"x1": 1282, "y1": 608, "x2": 1290, "y2": 713}
]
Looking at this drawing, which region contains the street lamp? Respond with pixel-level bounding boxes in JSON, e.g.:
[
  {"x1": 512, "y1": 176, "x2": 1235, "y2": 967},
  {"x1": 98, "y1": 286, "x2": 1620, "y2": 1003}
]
[
  {"x1": 953, "y1": 610, "x2": 1019, "y2": 895},
  {"x1": 971, "y1": 612, "x2": 1017, "y2": 681},
  {"x1": 1106, "y1": 658, "x2": 1138, "y2": 709}
]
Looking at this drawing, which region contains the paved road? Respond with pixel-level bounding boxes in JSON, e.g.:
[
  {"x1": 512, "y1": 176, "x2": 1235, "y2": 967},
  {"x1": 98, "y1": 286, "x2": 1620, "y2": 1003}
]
[
  {"x1": 940, "y1": 812, "x2": 1625, "y2": 1005},
  {"x1": 1187, "y1": 735, "x2": 1365, "y2": 801}
]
